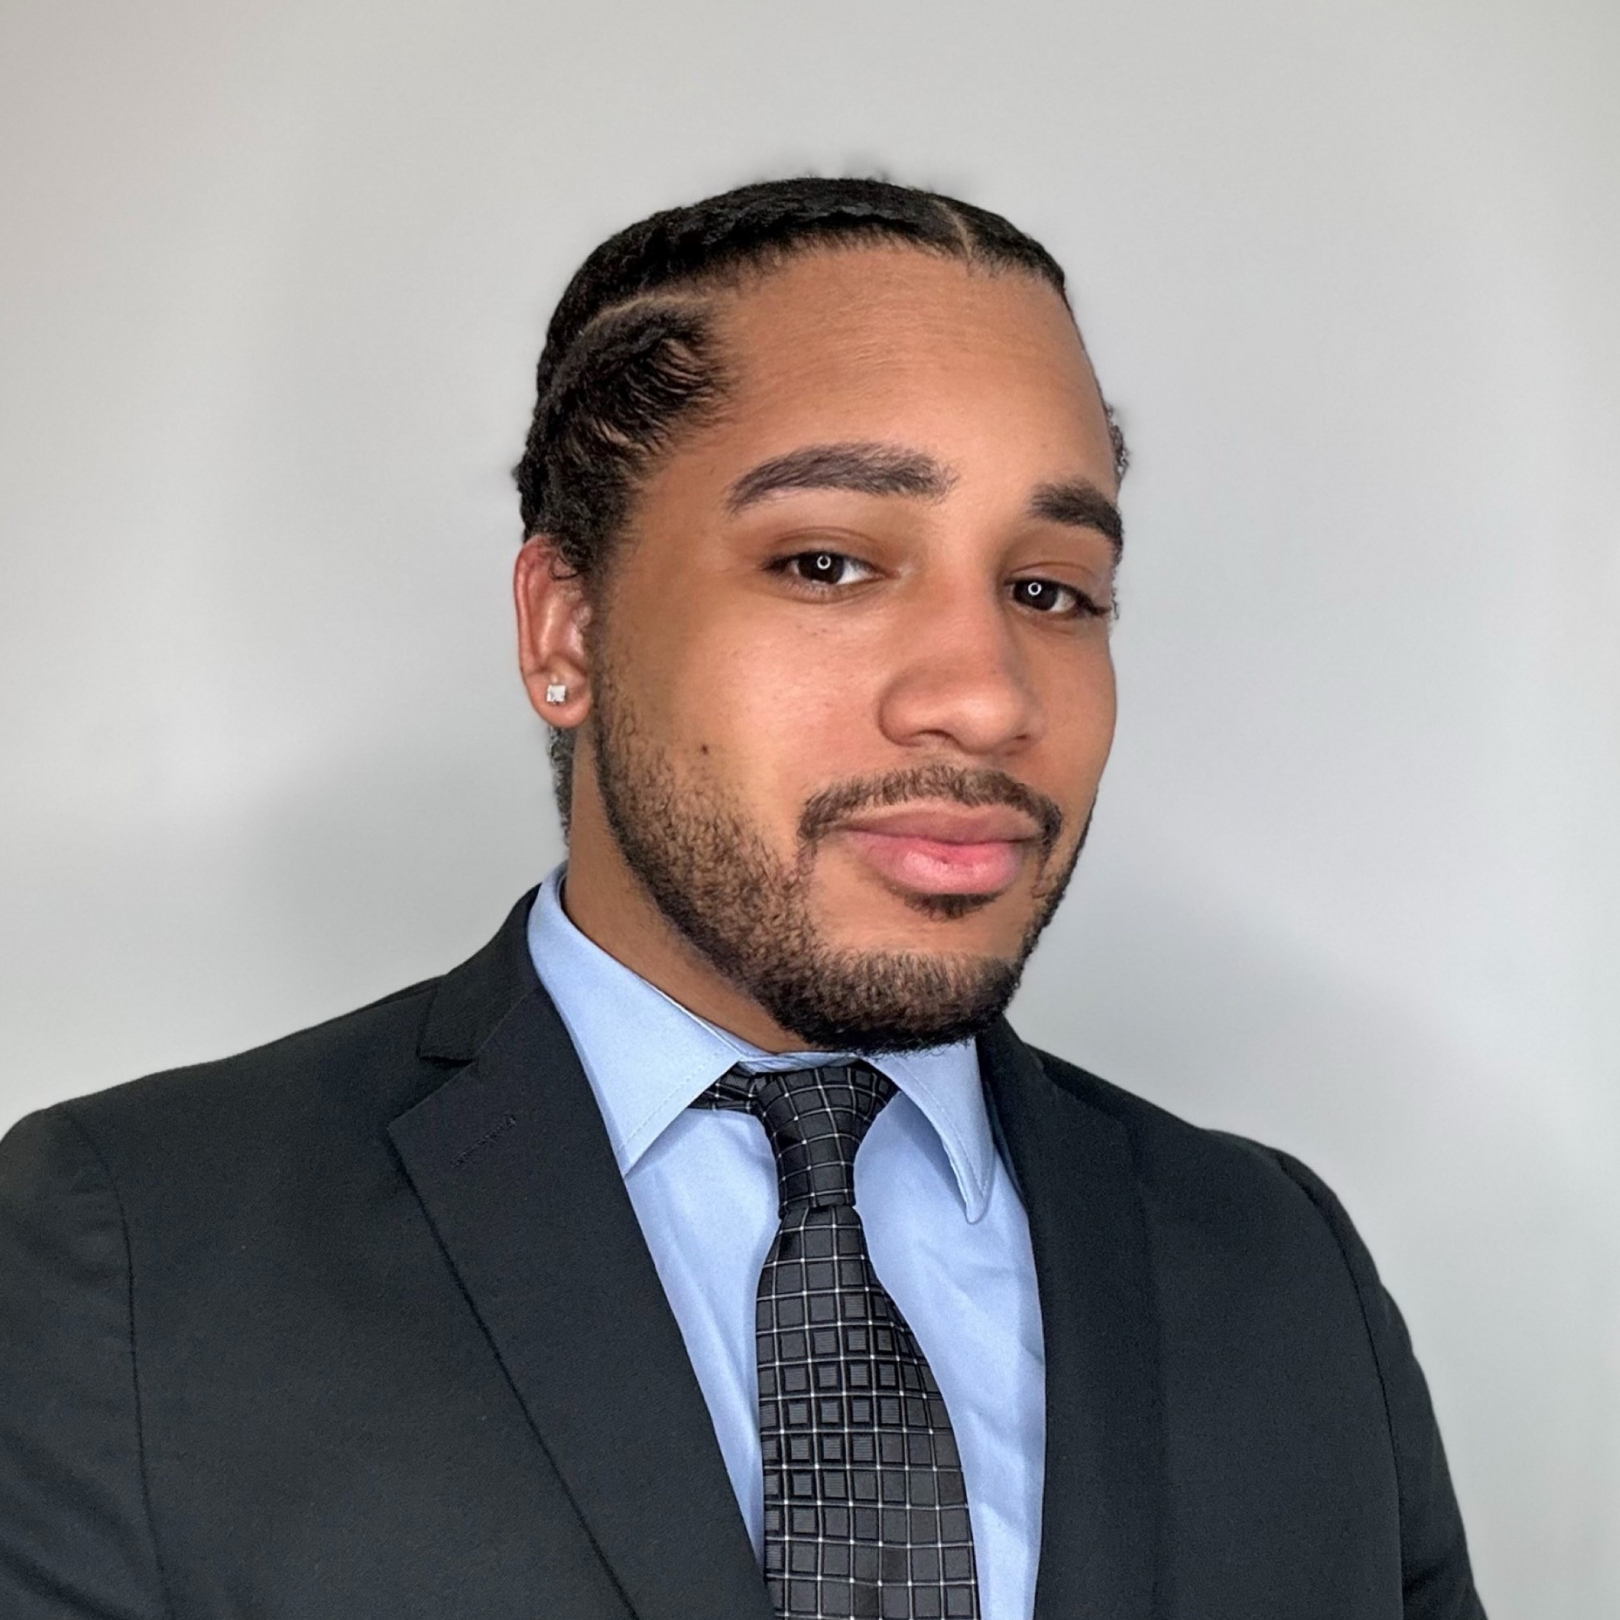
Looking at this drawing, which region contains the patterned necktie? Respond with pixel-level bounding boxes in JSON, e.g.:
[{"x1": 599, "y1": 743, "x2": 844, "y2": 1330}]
[{"x1": 695, "y1": 1063, "x2": 981, "y2": 1620}]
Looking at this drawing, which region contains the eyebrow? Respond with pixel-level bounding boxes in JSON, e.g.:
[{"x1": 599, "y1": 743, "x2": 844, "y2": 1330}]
[
  {"x1": 1029, "y1": 479, "x2": 1124, "y2": 554},
  {"x1": 724, "y1": 442, "x2": 955, "y2": 511}
]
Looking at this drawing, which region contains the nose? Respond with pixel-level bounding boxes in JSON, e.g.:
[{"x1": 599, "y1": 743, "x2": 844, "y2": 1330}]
[{"x1": 875, "y1": 573, "x2": 1043, "y2": 758}]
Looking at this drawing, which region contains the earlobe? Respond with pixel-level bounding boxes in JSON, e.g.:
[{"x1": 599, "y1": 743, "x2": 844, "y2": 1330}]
[{"x1": 514, "y1": 536, "x2": 592, "y2": 725}]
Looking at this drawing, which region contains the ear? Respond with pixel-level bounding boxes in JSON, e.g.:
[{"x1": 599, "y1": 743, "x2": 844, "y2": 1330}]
[{"x1": 514, "y1": 536, "x2": 592, "y2": 728}]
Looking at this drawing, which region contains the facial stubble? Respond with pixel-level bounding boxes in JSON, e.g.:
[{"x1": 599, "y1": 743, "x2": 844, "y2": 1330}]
[{"x1": 586, "y1": 664, "x2": 1087, "y2": 1053}]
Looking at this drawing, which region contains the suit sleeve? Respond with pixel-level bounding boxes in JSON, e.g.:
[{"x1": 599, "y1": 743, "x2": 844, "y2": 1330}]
[
  {"x1": 0, "y1": 1108, "x2": 170, "y2": 1620},
  {"x1": 1272, "y1": 1150, "x2": 1486, "y2": 1620}
]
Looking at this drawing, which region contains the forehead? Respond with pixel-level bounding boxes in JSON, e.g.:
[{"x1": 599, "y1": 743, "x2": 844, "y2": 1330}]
[{"x1": 703, "y1": 247, "x2": 1111, "y2": 478}]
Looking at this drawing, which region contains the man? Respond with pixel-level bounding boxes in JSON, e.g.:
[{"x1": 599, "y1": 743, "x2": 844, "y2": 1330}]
[{"x1": 0, "y1": 177, "x2": 1483, "y2": 1619}]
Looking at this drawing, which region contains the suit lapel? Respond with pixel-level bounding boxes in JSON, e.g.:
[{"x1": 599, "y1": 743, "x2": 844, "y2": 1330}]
[
  {"x1": 389, "y1": 921, "x2": 771, "y2": 1620},
  {"x1": 979, "y1": 1020, "x2": 1166, "y2": 1620}
]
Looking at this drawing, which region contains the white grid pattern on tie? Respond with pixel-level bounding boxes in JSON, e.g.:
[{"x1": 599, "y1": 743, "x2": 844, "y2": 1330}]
[{"x1": 696, "y1": 1063, "x2": 980, "y2": 1620}]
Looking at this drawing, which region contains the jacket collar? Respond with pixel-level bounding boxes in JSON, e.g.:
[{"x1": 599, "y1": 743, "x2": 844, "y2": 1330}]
[{"x1": 415, "y1": 889, "x2": 542, "y2": 1063}]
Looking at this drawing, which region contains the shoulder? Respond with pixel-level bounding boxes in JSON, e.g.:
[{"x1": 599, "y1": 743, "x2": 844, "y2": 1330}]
[
  {"x1": 3, "y1": 974, "x2": 448, "y2": 1197},
  {"x1": 1023, "y1": 1043, "x2": 1387, "y2": 1289},
  {"x1": 4, "y1": 885, "x2": 533, "y2": 1211},
  {"x1": 1027, "y1": 1043, "x2": 1322, "y2": 1200}
]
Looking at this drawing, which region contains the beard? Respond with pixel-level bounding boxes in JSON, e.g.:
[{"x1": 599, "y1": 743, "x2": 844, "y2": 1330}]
[{"x1": 587, "y1": 664, "x2": 1087, "y2": 1053}]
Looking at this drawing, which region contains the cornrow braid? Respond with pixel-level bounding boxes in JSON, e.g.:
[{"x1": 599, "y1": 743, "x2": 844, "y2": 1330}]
[
  {"x1": 514, "y1": 175, "x2": 1126, "y2": 823},
  {"x1": 520, "y1": 295, "x2": 719, "y2": 579}
]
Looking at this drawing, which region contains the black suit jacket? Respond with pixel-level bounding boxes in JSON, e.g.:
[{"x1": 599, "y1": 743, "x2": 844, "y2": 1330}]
[{"x1": 0, "y1": 893, "x2": 1483, "y2": 1619}]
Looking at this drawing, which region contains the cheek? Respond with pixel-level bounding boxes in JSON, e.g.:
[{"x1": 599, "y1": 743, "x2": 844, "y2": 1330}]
[
  {"x1": 686, "y1": 619, "x2": 871, "y2": 814},
  {"x1": 1082, "y1": 651, "x2": 1119, "y2": 753},
  {"x1": 1046, "y1": 646, "x2": 1118, "y2": 790}
]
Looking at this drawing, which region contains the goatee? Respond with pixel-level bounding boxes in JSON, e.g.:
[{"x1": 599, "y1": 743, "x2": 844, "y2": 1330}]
[{"x1": 589, "y1": 669, "x2": 1085, "y2": 1053}]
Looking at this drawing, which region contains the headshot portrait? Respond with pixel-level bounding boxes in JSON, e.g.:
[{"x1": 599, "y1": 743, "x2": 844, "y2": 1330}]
[{"x1": 1, "y1": 6, "x2": 1614, "y2": 1620}]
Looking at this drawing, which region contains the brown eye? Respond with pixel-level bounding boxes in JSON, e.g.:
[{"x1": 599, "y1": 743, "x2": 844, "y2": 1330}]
[
  {"x1": 795, "y1": 552, "x2": 849, "y2": 584},
  {"x1": 1011, "y1": 579, "x2": 1073, "y2": 613},
  {"x1": 780, "y1": 551, "x2": 875, "y2": 587},
  {"x1": 1009, "y1": 577, "x2": 1110, "y2": 618}
]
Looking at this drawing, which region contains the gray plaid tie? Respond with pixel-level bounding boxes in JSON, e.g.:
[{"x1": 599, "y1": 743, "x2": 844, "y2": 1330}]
[{"x1": 696, "y1": 1063, "x2": 981, "y2": 1620}]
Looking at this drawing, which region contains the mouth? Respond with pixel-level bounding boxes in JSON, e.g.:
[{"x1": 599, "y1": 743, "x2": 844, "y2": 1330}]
[{"x1": 833, "y1": 806, "x2": 1040, "y2": 899}]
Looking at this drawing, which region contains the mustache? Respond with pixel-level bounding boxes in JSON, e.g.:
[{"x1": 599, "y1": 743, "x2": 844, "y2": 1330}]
[{"x1": 798, "y1": 763, "x2": 1064, "y2": 860}]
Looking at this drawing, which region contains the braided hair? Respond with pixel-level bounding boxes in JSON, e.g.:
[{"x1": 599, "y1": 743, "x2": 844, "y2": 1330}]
[{"x1": 514, "y1": 176, "x2": 1126, "y2": 821}]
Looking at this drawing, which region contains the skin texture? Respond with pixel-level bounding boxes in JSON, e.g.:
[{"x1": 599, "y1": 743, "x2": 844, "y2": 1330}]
[{"x1": 514, "y1": 246, "x2": 1120, "y2": 1052}]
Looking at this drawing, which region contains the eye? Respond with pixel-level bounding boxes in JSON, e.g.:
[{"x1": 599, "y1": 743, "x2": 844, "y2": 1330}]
[
  {"x1": 778, "y1": 551, "x2": 875, "y2": 587},
  {"x1": 1009, "y1": 577, "x2": 1108, "y2": 618}
]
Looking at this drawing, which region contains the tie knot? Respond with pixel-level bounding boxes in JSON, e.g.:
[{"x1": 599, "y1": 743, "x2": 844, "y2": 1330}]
[{"x1": 698, "y1": 1063, "x2": 895, "y2": 1211}]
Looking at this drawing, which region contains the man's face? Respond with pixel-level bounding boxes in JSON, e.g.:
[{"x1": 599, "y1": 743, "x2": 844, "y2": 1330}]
[{"x1": 571, "y1": 248, "x2": 1120, "y2": 1049}]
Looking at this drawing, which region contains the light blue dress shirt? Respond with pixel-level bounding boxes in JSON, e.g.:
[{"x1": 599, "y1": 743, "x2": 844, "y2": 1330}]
[{"x1": 527, "y1": 866, "x2": 1045, "y2": 1620}]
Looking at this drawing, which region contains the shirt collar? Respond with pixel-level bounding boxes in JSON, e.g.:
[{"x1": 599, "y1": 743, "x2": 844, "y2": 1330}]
[{"x1": 525, "y1": 865, "x2": 997, "y2": 1222}]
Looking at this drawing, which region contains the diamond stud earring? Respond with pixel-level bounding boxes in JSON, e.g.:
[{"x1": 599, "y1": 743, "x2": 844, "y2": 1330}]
[{"x1": 544, "y1": 681, "x2": 568, "y2": 705}]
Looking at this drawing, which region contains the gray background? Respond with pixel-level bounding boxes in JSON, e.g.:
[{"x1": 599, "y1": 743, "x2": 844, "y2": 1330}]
[{"x1": 2, "y1": 1, "x2": 1616, "y2": 1612}]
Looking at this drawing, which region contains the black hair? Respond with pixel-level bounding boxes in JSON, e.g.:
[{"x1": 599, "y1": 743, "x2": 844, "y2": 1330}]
[{"x1": 514, "y1": 176, "x2": 1126, "y2": 822}]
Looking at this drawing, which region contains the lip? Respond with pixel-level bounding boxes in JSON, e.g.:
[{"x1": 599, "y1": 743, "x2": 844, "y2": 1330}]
[
  {"x1": 834, "y1": 805, "x2": 1039, "y2": 898},
  {"x1": 837, "y1": 806, "x2": 1041, "y2": 845}
]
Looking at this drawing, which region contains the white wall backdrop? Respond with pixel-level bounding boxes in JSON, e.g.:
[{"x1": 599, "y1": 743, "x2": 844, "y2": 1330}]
[{"x1": 2, "y1": 1, "x2": 1616, "y2": 1612}]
